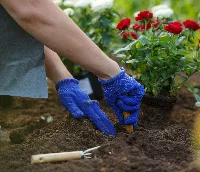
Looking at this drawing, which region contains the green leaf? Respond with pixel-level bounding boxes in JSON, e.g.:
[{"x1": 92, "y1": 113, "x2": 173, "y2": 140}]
[
  {"x1": 101, "y1": 33, "x2": 111, "y2": 45},
  {"x1": 47, "y1": 116, "x2": 53, "y2": 123},
  {"x1": 163, "y1": 80, "x2": 169, "y2": 86},
  {"x1": 193, "y1": 88, "x2": 199, "y2": 94},
  {"x1": 159, "y1": 35, "x2": 170, "y2": 43},
  {"x1": 116, "y1": 54, "x2": 127, "y2": 58},
  {"x1": 137, "y1": 47, "x2": 149, "y2": 51},
  {"x1": 101, "y1": 17, "x2": 110, "y2": 27},
  {"x1": 172, "y1": 49, "x2": 188, "y2": 55},
  {"x1": 195, "y1": 101, "x2": 200, "y2": 107},
  {"x1": 176, "y1": 36, "x2": 186, "y2": 46},
  {"x1": 114, "y1": 40, "x2": 138, "y2": 54},
  {"x1": 160, "y1": 42, "x2": 170, "y2": 48},
  {"x1": 141, "y1": 75, "x2": 149, "y2": 81},
  {"x1": 194, "y1": 94, "x2": 200, "y2": 102},
  {"x1": 150, "y1": 56, "x2": 159, "y2": 61},
  {"x1": 139, "y1": 36, "x2": 149, "y2": 46},
  {"x1": 180, "y1": 57, "x2": 186, "y2": 62},
  {"x1": 126, "y1": 59, "x2": 139, "y2": 64},
  {"x1": 40, "y1": 116, "x2": 45, "y2": 121},
  {"x1": 161, "y1": 73, "x2": 167, "y2": 79},
  {"x1": 187, "y1": 83, "x2": 194, "y2": 90}
]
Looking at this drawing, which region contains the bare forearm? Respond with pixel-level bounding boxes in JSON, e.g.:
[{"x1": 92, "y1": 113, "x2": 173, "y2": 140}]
[
  {"x1": 45, "y1": 46, "x2": 73, "y2": 84},
  {"x1": 1, "y1": 0, "x2": 120, "y2": 80}
]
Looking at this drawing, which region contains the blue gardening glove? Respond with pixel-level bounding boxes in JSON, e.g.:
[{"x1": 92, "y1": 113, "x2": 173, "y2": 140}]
[
  {"x1": 56, "y1": 78, "x2": 116, "y2": 136},
  {"x1": 99, "y1": 67, "x2": 145, "y2": 128}
]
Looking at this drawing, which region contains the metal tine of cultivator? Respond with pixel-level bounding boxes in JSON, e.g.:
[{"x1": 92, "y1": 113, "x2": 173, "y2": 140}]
[
  {"x1": 83, "y1": 146, "x2": 101, "y2": 154},
  {"x1": 84, "y1": 153, "x2": 93, "y2": 159},
  {"x1": 84, "y1": 153, "x2": 92, "y2": 156},
  {"x1": 82, "y1": 146, "x2": 100, "y2": 159}
]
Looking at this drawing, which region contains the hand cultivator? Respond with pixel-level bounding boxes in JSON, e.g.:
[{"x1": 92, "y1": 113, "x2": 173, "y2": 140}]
[
  {"x1": 31, "y1": 146, "x2": 100, "y2": 164},
  {"x1": 123, "y1": 112, "x2": 133, "y2": 133}
]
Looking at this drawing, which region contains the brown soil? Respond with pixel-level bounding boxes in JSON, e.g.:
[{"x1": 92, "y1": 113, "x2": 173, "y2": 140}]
[
  {"x1": 0, "y1": 75, "x2": 200, "y2": 172},
  {"x1": 140, "y1": 94, "x2": 177, "y2": 129}
]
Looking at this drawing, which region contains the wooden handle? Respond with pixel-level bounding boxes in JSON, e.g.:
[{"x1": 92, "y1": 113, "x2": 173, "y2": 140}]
[
  {"x1": 123, "y1": 112, "x2": 133, "y2": 133},
  {"x1": 31, "y1": 151, "x2": 83, "y2": 164}
]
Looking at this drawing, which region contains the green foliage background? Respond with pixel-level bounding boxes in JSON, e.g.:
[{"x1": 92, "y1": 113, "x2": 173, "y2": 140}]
[{"x1": 114, "y1": 0, "x2": 200, "y2": 21}]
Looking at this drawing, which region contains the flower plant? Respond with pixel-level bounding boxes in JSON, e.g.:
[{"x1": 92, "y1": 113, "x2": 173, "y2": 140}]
[
  {"x1": 58, "y1": 0, "x2": 120, "y2": 76},
  {"x1": 115, "y1": 10, "x2": 200, "y2": 99}
]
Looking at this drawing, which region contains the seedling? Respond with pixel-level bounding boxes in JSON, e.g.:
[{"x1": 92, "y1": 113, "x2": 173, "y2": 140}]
[{"x1": 40, "y1": 115, "x2": 53, "y2": 124}]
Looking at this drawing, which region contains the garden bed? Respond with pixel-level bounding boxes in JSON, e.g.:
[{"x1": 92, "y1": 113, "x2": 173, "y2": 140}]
[{"x1": 0, "y1": 75, "x2": 200, "y2": 172}]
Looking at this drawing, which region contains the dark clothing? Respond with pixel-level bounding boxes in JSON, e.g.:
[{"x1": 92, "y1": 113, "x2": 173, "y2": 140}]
[{"x1": 0, "y1": 6, "x2": 48, "y2": 98}]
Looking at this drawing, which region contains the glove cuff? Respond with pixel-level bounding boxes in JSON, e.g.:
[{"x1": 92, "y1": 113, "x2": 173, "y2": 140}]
[
  {"x1": 99, "y1": 67, "x2": 144, "y2": 96},
  {"x1": 55, "y1": 78, "x2": 79, "y2": 91},
  {"x1": 98, "y1": 67, "x2": 125, "y2": 86}
]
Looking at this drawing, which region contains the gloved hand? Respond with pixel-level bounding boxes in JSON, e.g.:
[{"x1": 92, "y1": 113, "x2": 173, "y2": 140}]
[
  {"x1": 56, "y1": 78, "x2": 116, "y2": 136},
  {"x1": 99, "y1": 67, "x2": 145, "y2": 128}
]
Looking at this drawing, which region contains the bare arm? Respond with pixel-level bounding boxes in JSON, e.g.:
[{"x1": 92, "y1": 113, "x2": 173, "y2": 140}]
[
  {"x1": 44, "y1": 46, "x2": 73, "y2": 84},
  {"x1": 1, "y1": 0, "x2": 120, "y2": 80}
]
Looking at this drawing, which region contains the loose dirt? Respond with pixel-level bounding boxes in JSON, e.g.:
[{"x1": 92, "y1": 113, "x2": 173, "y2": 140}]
[{"x1": 0, "y1": 76, "x2": 200, "y2": 172}]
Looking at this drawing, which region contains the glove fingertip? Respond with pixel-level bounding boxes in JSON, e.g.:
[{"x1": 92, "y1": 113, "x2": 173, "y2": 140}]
[
  {"x1": 102, "y1": 126, "x2": 117, "y2": 136},
  {"x1": 133, "y1": 122, "x2": 138, "y2": 128},
  {"x1": 71, "y1": 111, "x2": 85, "y2": 118},
  {"x1": 109, "y1": 129, "x2": 117, "y2": 136}
]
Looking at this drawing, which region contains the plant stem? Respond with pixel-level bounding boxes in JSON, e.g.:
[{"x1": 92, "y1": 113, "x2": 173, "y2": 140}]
[
  {"x1": 176, "y1": 71, "x2": 197, "y2": 91},
  {"x1": 144, "y1": 20, "x2": 147, "y2": 36},
  {"x1": 187, "y1": 29, "x2": 190, "y2": 42}
]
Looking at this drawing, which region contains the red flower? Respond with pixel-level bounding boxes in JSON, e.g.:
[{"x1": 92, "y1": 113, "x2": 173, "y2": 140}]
[
  {"x1": 122, "y1": 32, "x2": 137, "y2": 39},
  {"x1": 116, "y1": 18, "x2": 131, "y2": 30},
  {"x1": 151, "y1": 18, "x2": 160, "y2": 29},
  {"x1": 164, "y1": 22, "x2": 183, "y2": 34},
  {"x1": 183, "y1": 20, "x2": 200, "y2": 31},
  {"x1": 121, "y1": 32, "x2": 129, "y2": 39},
  {"x1": 135, "y1": 10, "x2": 153, "y2": 21},
  {"x1": 132, "y1": 22, "x2": 151, "y2": 32},
  {"x1": 132, "y1": 23, "x2": 142, "y2": 31},
  {"x1": 129, "y1": 32, "x2": 138, "y2": 39},
  {"x1": 199, "y1": 39, "x2": 200, "y2": 43}
]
